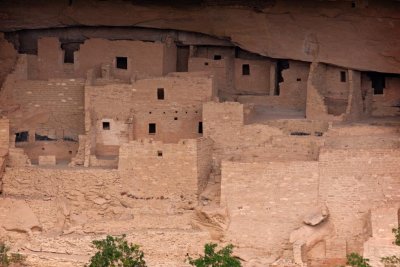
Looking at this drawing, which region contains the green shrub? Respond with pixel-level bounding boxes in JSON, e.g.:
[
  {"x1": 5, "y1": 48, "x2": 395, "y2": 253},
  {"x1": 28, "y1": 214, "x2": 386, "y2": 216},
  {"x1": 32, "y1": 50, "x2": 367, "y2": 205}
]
[
  {"x1": 0, "y1": 241, "x2": 26, "y2": 267},
  {"x1": 346, "y1": 253, "x2": 371, "y2": 267},
  {"x1": 393, "y1": 227, "x2": 400, "y2": 246},
  {"x1": 186, "y1": 243, "x2": 241, "y2": 267},
  {"x1": 381, "y1": 255, "x2": 400, "y2": 267},
  {"x1": 86, "y1": 235, "x2": 146, "y2": 267}
]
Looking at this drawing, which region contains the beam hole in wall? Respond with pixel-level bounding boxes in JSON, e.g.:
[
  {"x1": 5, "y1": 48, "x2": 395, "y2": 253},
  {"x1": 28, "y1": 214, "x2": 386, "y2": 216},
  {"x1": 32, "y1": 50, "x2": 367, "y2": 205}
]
[
  {"x1": 157, "y1": 150, "x2": 163, "y2": 157},
  {"x1": 116, "y1": 57, "x2": 128, "y2": 69},
  {"x1": 351, "y1": 0, "x2": 356, "y2": 8},
  {"x1": 174, "y1": 117, "x2": 178, "y2": 120},
  {"x1": 175, "y1": 111, "x2": 178, "y2": 113},
  {"x1": 15, "y1": 131, "x2": 29, "y2": 142},
  {"x1": 204, "y1": 62, "x2": 209, "y2": 66},
  {"x1": 214, "y1": 55, "x2": 222, "y2": 60},
  {"x1": 102, "y1": 121, "x2": 110, "y2": 130},
  {"x1": 157, "y1": 88, "x2": 165, "y2": 100},
  {"x1": 69, "y1": 150, "x2": 72, "y2": 154},
  {"x1": 149, "y1": 123, "x2": 156, "y2": 134},
  {"x1": 367, "y1": 72, "x2": 386, "y2": 95},
  {"x1": 198, "y1": 121, "x2": 203, "y2": 134},
  {"x1": 242, "y1": 64, "x2": 250, "y2": 75},
  {"x1": 297, "y1": 78, "x2": 301, "y2": 81},
  {"x1": 340, "y1": 71, "x2": 347, "y2": 82},
  {"x1": 149, "y1": 111, "x2": 152, "y2": 114}
]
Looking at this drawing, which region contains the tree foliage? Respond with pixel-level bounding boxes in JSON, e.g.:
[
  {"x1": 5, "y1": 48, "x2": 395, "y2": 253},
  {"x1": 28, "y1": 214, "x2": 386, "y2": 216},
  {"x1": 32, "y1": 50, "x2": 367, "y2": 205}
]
[
  {"x1": 0, "y1": 242, "x2": 26, "y2": 267},
  {"x1": 346, "y1": 253, "x2": 371, "y2": 267},
  {"x1": 86, "y1": 235, "x2": 146, "y2": 267},
  {"x1": 187, "y1": 243, "x2": 241, "y2": 267}
]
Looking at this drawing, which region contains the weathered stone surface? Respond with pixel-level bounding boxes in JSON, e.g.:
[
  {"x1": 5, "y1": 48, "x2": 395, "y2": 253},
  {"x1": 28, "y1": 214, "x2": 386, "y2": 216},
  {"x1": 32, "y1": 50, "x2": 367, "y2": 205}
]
[
  {"x1": 0, "y1": 1, "x2": 399, "y2": 73},
  {"x1": 303, "y1": 205, "x2": 329, "y2": 226}
]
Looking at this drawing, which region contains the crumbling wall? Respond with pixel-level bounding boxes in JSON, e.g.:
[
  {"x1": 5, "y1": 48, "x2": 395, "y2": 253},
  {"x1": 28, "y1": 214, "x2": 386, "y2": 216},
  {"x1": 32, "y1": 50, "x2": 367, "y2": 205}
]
[
  {"x1": 37, "y1": 37, "x2": 65, "y2": 80},
  {"x1": 372, "y1": 76, "x2": 400, "y2": 117},
  {"x1": 220, "y1": 160, "x2": 319, "y2": 261},
  {"x1": 0, "y1": 33, "x2": 17, "y2": 88},
  {"x1": 4, "y1": 78, "x2": 85, "y2": 137},
  {"x1": 318, "y1": 148, "x2": 400, "y2": 255},
  {"x1": 203, "y1": 102, "x2": 320, "y2": 163},
  {"x1": 188, "y1": 57, "x2": 233, "y2": 92}
]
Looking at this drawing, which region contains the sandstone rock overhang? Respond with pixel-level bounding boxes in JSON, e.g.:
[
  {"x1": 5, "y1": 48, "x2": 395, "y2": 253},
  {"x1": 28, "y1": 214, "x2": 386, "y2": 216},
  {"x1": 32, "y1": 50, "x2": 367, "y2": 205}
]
[{"x1": 0, "y1": 0, "x2": 399, "y2": 73}]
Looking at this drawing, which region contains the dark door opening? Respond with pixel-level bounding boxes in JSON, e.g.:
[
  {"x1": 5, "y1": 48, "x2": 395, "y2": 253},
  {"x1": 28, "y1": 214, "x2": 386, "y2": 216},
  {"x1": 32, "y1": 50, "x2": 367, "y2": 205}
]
[
  {"x1": 157, "y1": 88, "x2": 165, "y2": 100},
  {"x1": 242, "y1": 64, "x2": 250, "y2": 75},
  {"x1": 149, "y1": 123, "x2": 156, "y2": 134},
  {"x1": 198, "y1": 121, "x2": 203, "y2": 134},
  {"x1": 176, "y1": 45, "x2": 189, "y2": 72}
]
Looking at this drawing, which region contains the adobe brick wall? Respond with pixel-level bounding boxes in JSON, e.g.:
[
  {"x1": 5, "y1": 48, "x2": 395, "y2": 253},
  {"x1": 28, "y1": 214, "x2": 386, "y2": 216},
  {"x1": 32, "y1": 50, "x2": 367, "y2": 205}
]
[
  {"x1": 4, "y1": 78, "x2": 85, "y2": 137},
  {"x1": 319, "y1": 148, "x2": 400, "y2": 254},
  {"x1": 76, "y1": 38, "x2": 171, "y2": 80},
  {"x1": 234, "y1": 58, "x2": 271, "y2": 94},
  {"x1": 221, "y1": 160, "x2": 319, "y2": 258},
  {"x1": 118, "y1": 138, "x2": 213, "y2": 202},
  {"x1": 372, "y1": 76, "x2": 400, "y2": 116}
]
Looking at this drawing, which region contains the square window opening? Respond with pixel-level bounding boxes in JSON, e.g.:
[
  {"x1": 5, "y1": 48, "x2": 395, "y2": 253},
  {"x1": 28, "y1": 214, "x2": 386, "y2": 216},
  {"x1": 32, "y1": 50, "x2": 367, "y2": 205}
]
[
  {"x1": 102, "y1": 122, "x2": 110, "y2": 130},
  {"x1": 157, "y1": 88, "x2": 165, "y2": 100},
  {"x1": 116, "y1": 57, "x2": 128, "y2": 69},
  {"x1": 157, "y1": 150, "x2": 163, "y2": 157},
  {"x1": 242, "y1": 64, "x2": 250, "y2": 75},
  {"x1": 214, "y1": 55, "x2": 222, "y2": 60},
  {"x1": 15, "y1": 131, "x2": 29, "y2": 142},
  {"x1": 149, "y1": 123, "x2": 156, "y2": 134}
]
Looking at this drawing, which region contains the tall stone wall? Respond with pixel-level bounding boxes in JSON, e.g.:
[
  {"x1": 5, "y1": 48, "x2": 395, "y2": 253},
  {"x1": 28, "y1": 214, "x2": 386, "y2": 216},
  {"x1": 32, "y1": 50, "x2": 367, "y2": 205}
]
[
  {"x1": 118, "y1": 138, "x2": 213, "y2": 202},
  {"x1": 4, "y1": 78, "x2": 85, "y2": 137},
  {"x1": 318, "y1": 148, "x2": 400, "y2": 254},
  {"x1": 221, "y1": 160, "x2": 320, "y2": 261}
]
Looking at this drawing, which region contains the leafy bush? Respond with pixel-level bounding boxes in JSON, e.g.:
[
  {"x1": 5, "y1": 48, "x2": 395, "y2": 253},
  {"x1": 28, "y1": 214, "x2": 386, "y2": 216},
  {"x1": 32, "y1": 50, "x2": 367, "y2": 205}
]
[
  {"x1": 393, "y1": 227, "x2": 400, "y2": 246},
  {"x1": 186, "y1": 243, "x2": 241, "y2": 267},
  {"x1": 381, "y1": 255, "x2": 400, "y2": 267},
  {"x1": 346, "y1": 253, "x2": 371, "y2": 267},
  {"x1": 0, "y1": 242, "x2": 26, "y2": 267},
  {"x1": 86, "y1": 235, "x2": 146, "y2": 267}
]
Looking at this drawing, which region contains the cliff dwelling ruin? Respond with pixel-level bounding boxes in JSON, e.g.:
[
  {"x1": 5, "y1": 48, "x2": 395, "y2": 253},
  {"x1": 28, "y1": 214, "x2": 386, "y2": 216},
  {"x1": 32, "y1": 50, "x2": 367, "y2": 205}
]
[{"x1": 0, "y1": 0, "x2": 399, "y2": 266}]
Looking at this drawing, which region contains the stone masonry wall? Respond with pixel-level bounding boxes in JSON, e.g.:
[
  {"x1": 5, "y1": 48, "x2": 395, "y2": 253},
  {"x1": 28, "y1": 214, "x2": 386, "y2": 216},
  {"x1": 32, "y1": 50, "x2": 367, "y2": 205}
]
[
  {"x1": 221, "y1": 160, "x2": 320, "y2": 260},
  {"x1": 118, "y1": 138, "x2": 213, "y2": 202},
  {"x1": 318, "y1": 148, "x2": 400, "y2": 254},
  {"x1": 6, "y1": 78, "x2": 85, "y2": 137}
]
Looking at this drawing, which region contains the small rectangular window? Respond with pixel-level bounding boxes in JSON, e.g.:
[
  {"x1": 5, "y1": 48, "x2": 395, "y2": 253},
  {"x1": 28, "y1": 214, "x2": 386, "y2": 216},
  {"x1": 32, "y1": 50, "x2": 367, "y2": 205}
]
[
  {"x1": 157, "y1": 88, "x2": 164, "y2": 100},
  {"x1": 15, "y1": 131, "x2": 29, "y2": 142},
  {"x1": 149, "y1": 123, "x2": 156, "y2": 134},
  {"x1": 157, "y1": 150, "x2": 163, "y2": 157},
  {"x1": 242, "y1": 64, "x2": 250, "y2": 75},
  {"x1": 214, "y1": 55, "x2": 222, "y2": 60},
  {"x1": 116, "y1": 57, "x2": 128, "y2": 69},
  {"x1": 102, "y1": 122, "x2": 110, "y2": 130},
  {"x1": 198, "y1": 122, "x2": 203, "y2": 134},
  {"x1": 340, "y1": 71, "x2": 346, "y2": 82}
]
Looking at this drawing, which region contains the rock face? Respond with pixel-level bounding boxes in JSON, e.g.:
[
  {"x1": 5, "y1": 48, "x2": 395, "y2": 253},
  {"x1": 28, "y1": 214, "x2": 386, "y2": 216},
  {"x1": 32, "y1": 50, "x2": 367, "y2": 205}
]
[
  {"x1": 303, "y1": 205, "x2": 329, "y2": 226},
  {"x1": 0, "y1": 0, "x2": 399, "y2": 73}
]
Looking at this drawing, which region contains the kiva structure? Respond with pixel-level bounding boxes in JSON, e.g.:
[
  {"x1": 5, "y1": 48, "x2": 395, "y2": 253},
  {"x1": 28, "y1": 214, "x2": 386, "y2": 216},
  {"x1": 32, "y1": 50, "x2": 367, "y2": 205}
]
[{"x1": 0, "y1": 1, "x2": 399, "y2": 266}]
